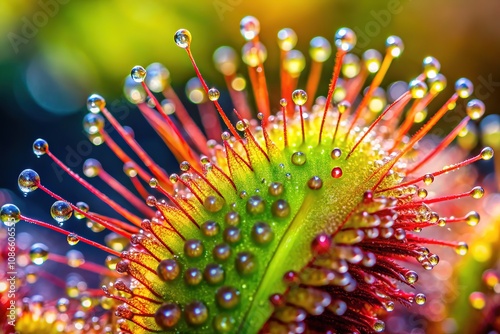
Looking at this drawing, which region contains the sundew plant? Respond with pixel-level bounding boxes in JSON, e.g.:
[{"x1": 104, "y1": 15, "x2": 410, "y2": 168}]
[{"x1": 0, "y1": 15, "x2": 496, "y2": 334}]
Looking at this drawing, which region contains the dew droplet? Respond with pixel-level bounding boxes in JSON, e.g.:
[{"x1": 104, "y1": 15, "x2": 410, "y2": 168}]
[
  {"x1": 386, "y1": 35, "x2": 404, "y2": 57},
  {"x1": 466, "y1": 211, "x2": 480, "y2": 226},
  {"x1": 428, "y1": 73, "x2": 447, "y2": 93},
  {"x1": 331, "y1": 148, "x2": 342, "y2": 159},
  {"x1": 284, "y1": 50, "x2": 305, "y2": 78},
  {"x1": 307, "y1": 176, "x2": 323, "y2": 190},
  {"x1": 240, "y1": 16, "x2": 260, "y2": 40},
  {"x1": 30, "y1": 243, "x2": 49, "y2": 265},
  {"x1": 131, "y1": 65, "x2": 147, "y2": 83},
  {"x1": 291, "y1": 151, "x2": 307, "y2": 166},
  {"x1": 423, "y1": 173, "x2": 434, "y2": 185},
  {"x1": 87, "y1": 94, "x2": 106, "y2": 114},
  {"x1": 466, "y1": 99, "x2": 485, "y2": 120},
  {"x1": 145, "y1": 63, "x2": 170, "y2": 92},
  {"x1": 208, "y1": 87, "x2": 220, "y2": 101},
  {"x1": 292, "y1": 89, "x2": 307, "y2": 106},
  {"x1": 32, "y1": 138, "x2": 48, "y2": 157},
  {"x1": 236, "y1": 120, "x2": 248, "y2": 132},
  {"x1": 155, "y1": 303, "x2": 181, "y2": 329},
  {"x1": 455, "y1": 242, "x2": 468, "y2": 255},
  {"x1": 422, "y1": 56, "x2": 440, "y2": 79},
  {"x1": 67, "y1": 233, "x2": 79, "y2": 246},
  {"x1": 335, "y1": 27, "x2": 356, "y2": 52},
  {"x1": 331, "y1": 167, "x2": 343, "y2": 178},
  {"x1": 18, "y1": 169, "x2": 40, "y2": 193},
  {"x1": 82, "y1": 158, "x2": 101, "y2": 178},
  {"x1": 480, "y1": 147, "x2": 494, "y2": 160},
  {"x1": 0, "y1": 204, "x2": 21, "y2": 227},
  {"x1": 277, "y1": 28, "x2": 297, "y2": 51},
  {"x1": 157, "y1": 259, "x2": 180, "y2": 281},
  {"x1": 242, "y1": 41, "x2": 267, "y2": 67},
  {"x1": 373, "y1": 320, "x2": 385, "y2": 332},
  {"x1": 174, "y1": 29, "x2": 191, "y2": 48},
  {"x1": 455, "y1": 78, "x2": 473, "y2": 98},
  {"x1": 309, "y1": 36, "x2": 331, "y2": 63},
  {"x1": 470, "y1": 186, "x2": 484, "y2": 199},
  {"x1": 50, "y1": 201, "x2": 73, "y2": 224},
  {"x1": 213, "y1": 46, "x2": 238, "y2": 76},
  {"x1": 363, "y1": 49, "x2": 382, "y2": 73},
  {"x1": 409, "y1": 79, "x2": 428, "y2": 99}
]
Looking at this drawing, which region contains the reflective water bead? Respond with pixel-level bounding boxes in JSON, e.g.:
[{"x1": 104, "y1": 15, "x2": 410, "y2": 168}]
[
  {"x1": 428, "y1": 73, "x2": 447, "y2": 93},
  {"x1": 131, "y1": 65, "x2": 147, "y2": 83},
  {"x1": 184, "y1": 268, "x2": 203, "y2": 286},
  {"x1": 455, "y1": 78, "x2": 474, "y2": 98},
  {"x1": 455, "y1": 242, "x2": 468, "y2": 255},
  {"x1": 50, "y1": 201, "x2": 73, "y2": 224},
  {"x1": 184, "y1": 239, "x2": 204, "y2": 258},
  {"x1": 0, "y1": 204, "x2": 21, "y2": 227},
  {"x1": 240, "y1": 16, "x2": 260, "y2": 40},
  {"x1": 373, "y1": 320, "x2": 385, "y2": 332},
  {"x1": 83, "y1": 113, "x2": 104, "y2": 134},
  {"x1": 331, "y1": 167, "x2": 343, "y2": 178},
  {"x1": 30, "y1": 243, "x2": 49, "y2": 265},
  {"x1": 213, "y1": 46, "x2": 239, "y2": 76},
  {"x1": 283, "y1": 50, "x2": 305, "y2": 78},
  {"x1": 83, "y1": 158, "x2": 101, "y2": 178},
  {"x1": 202, "y1": 221, "x2": 220, "y2": 237},
  {"x1": 309, "y1": 36, "x2": 331, "y2": 63},
  {"x1": 208, "y1": 88, "x2": 220, "y2": 101},
  {"x1": 66, "y1": 250, "x2": 85, "y2": 267},
  {"x1": 146, "y1": 196, "x2": 157, "y2": 207},
  {"x1": 213, "y1": 243, "x2": 232, "y2": 261},
  {"x1": 213, "y1": 314, "x2": 236, "y2": 333},
  {"x1": 204, "y1": 263, "x2": 225, "y2": 285},
  {"x1": 185, "y1": 301, "x2": 208, "y2": 326},
  {"x1": 124, "y1": 75, "x2": 146, "y2": 104},
  {"x1": 33, "y1": 138, "x2": 48, "y2": 156},
  {"x1": 271, "y1": 199, "x2": 290, "y2": 218},
  {"x1": 56, "y1": 298, "x2": 70, "y2": 313},
  {"x1": 481, "y1": 147, "x2": 494, "y2": 160},
  {"x1": 466, "y1": 211, "x2": 480, "y2": 226},
  {"x1": 216, "y1": 286, "x2": 241, "y2": 309},
  {"x1": 277, "y1": 28, "x2": 297, "y2": 51},
  {"x1": 174, "y1": 29, "x2": 192, "y2": 48},
  {"x1": 311, "y1": 233, "x2": 332, "y2": 255},
  {"x1": 279, "y1": 98, "x2": 287, "y2": 107},
  {"x1": 225, "y1": 211, "x2": 240, "y2": 226},
  {"x1": 236, "y1": 120, "x2": 248, "y2": 132},
  {"x1": 157, "y1": 259, "x2": 180, "y2": 281},
  {"x1": 223, "y1": 227, "x2": 241, "y2": 244},
  {"x1": 422, "y1": 56, "x2": 440, "y2": 79},
  {"x1": 409, "y1": 79, "x2": 428, "y2": 99},
  {"x1": 87, "y1": 94, "x2": 106, "y2": 113},
  {"x1": 251, "y1": 222, "x2": 274, "y2": 244},
  {"x1": 466, "y1": 99, "x2": 485, "y2": 120},
  {"x1": 145, "y1": 63, "x2": 170, "y2": 92},
  {"x1": 221, "y1": 131, "x2": 231, "y2": 141},
  {"x1": 155, "y1": 303, "x2": 181, "y2": 329},
  {"x1": 268, "y1": 182, "x2": 284, "y2": 196},
  {"x1": 363, "y1": 49, "x2": 382, "y2": 73},
  {"x1": 342, "y1": 53, "x2": 360, "y2": 78},
  {"x1": 386, "y1": 36, "x2": 404, "y2": 57},
  {"x1": 335, "y1": 27, "x2": 356, "y2": 52},
  {"x1": 235, "y1": 251, "x2": 257, "y2": 276},
  {"x1": 18, "y1": 169, "x2": 40, "y2": 193},
  {"x1": 307, "y1": 176, "x2": 323, "y2": 190},
  {"x1": 204, "y1": 195, "x2": 224, "y2": 213},
  {"x1": 242, "y1": 41, "x2": 267, "y2": 67},
  {"x1": 471, "y1": 186, "x2": 484, "y2": 199},
  {"x1": 405, "y1": 271, "x2": 419, "y2": 284},
  {"x1": 292, "y1": 89, "x2": 307, "y2": 106},
  {"x1": 67, "y1": 233, "x2": 79, "y2": 246},
  {"x1": 423, "y1": 173, "x2": 434, "y2": 185},
  {"x1": 246, "y1": 196, "x2": 265, "y2": 215},
  {"x1": 291, "y1": 151, "x2": 307, "y2": 166}
]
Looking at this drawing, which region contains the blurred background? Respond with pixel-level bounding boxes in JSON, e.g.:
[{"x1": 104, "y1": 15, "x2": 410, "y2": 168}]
[{"x1": 0, "y1": 0, "x2": 499, "y2": 333}]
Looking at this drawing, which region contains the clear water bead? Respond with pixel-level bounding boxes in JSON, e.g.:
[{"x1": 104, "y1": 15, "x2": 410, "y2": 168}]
[
  {"x1": 213, "y1": 46, "x2": 239, "y2": 76},
  {"x1": 0, "y1": 204, "x2": 21, "y2": 227},
  {"x1": 33, "y1": 138, "x2": 48, "y2": 157},
  {"x1": 50, "y1": 201, "x2": 73, "y2": 224},
  {"x1": 309, "y1": 36, "x2": 331, "y2": 63},
  {"x1": 18, "y1": 169, "x2": 40, "y2": 193},
  {"x1": 145, "y1": 63, "x2": 170, "y2": 92},
  {"x1": 386, "y1": 36, "x2": 404, "y2": 57},
  {"x1": 335, "y1": 27, "x2": 356, "y2": 52},
  {"x1": 240, "y1": 16, "x2": 260, "y2": 41},
  {"x1": 174, "y1": 29, "x2": 191, "y2": 48},
  {"x1": 277, "y1": 28, "x2": 297, "y2": 51},
  {"x1": 87, "y1": 94, "x2": 106, "y2": 113},
  {"x1": 131, "y1": 65, "x2": 147, "y2": 83}
]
